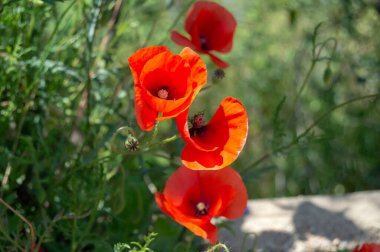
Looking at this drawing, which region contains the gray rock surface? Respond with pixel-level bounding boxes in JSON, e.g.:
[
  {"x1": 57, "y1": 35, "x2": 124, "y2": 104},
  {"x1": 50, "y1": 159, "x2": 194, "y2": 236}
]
[{"x1": 219, "y1": 191, "x2": 380, "y2": 252}]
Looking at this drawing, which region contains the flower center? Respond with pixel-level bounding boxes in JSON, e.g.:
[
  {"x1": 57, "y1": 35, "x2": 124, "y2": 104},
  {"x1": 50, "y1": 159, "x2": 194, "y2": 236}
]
[
  {"x1": 189, "y1": 113, "x2": 206, "y2": 137},
  {"x1": 200, "y1": 36, "x2": 208, "y2": 51},
  {"x1": 193, "y1": 113, "x2": 205, "y2": 128},
  {"x1": 195, "y1": 202, "x2": 208, "y2": 216},
  {"x1": 157, "y1": 88, "x2": 169, "y2": 99}
]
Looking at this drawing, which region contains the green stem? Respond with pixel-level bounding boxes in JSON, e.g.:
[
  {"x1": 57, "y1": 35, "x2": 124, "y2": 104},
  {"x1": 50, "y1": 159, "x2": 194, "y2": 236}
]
[
  {"x1": 291, "y1": 60, "x2": 316, "y2": 113},
  {"x1": 3, "y1": 1, "x2": 78, "y2": 189},
  {"x1": 242, "y1": 93, "x2": 379, "y2": 173},
  {"x1": 85, "y1": 0, "x2": 103, "y2": 130},
  {"x1": 206, "y1": 243, "x2": 230, "y2": 252},
  {"x1": 148, "y1": 134, "x2": 180, "y2": 147},
  {"x1": 47, "y1": 1, "x2": 76, "y2": 43},
  {"x1": 176, "y1": 227, "x2": 187, "y2": 243},
  {"x1": 159, "y1": 0, "x2": 196, "y2": 44},
  {"x1": 71, "y1": 217, "x2": 78, "y2": 252},
  {"x1": 0, "y1": 227, "x2": 23, "y2": 251},
  {"x1": 111, "y1": 134, "x2": 179, "y2": 156},
  {"x1": 150, "y1": 120, "x2": 160, "y2": 145},
  {"x1": 0, "y1": 198, "x2": 35, "y2": 251},
  {"x1": 142, "y1": 16, "x2": 159, "y2": 47},
  {"x1": 298, "y1": 94, "x2": 378, "y2": 140},
  {"x1": 290, "y1": 36, "x2": 337, "y2": 127},
  {"x1": 37, "y1": 211, "x2": 92, "y2": 250},
  {"x1": 78, "y1": 167, "x2": 105, "y2": 247}
]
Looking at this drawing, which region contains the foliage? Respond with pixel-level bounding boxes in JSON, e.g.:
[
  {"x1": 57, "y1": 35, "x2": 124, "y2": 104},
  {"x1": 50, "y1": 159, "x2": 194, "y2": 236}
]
[
  {"x1": 113, "y1": 232, "x2": 157, "y2": 252},
  {"x1": 0, "y1": 0, "x2": 379, "y2": 251}
]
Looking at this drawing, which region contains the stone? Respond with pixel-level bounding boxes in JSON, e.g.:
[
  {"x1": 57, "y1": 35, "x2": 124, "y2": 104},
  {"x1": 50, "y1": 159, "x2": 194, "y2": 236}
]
[{"x1": 219, "y1": 191, "x2": 380, "y2": 252}]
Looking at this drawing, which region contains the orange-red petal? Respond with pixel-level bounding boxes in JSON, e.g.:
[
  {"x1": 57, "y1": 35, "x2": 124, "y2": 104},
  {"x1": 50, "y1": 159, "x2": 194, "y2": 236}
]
[
  {"x1": 156, "y1": 192, "x2": 217, "y2": 243},
  {"x1": 213, "y1": 170, "x2": 248, "y2": 219},
  {"x1": 158, "y1": 47, "x2": 207, "y2": 120},
  {"x1": 175, "y1": 109, "x2": 217, "y2": 151},
  {"x1": 128, "y1": 46, "x2": 207, "y2": 130},
  {"x1": 171, "y1": 31, "x2": 195, "y2": 48},
  {"x1": 177, "y1": 97, "x2": 248, "y2": 170},
  {"x1": 184, "y1": 1, "x2": 236, "y2": 53},
  {"x1": 179, "y1": 47, "x2": 207, "y2": 91},
  {"x1": 155, "y1": 166, "x2": 247, "y2": 244},
  {"x1": 208, "y1": 52, "x2": 229, "y2": 69},
  {"x1": 140, "y1": 51, "x2": 192, "y2": 114},
  {"x1": 134, "y1": 85, "x2": 158, "y2": 131},
  {"x1": 128, "y1": 46, "x2": 169, "y2": 85}
]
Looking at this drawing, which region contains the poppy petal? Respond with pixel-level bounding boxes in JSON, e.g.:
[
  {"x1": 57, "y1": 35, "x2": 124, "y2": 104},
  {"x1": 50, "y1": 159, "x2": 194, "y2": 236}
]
[
  {"x1": 155, "y1": 192, "x2": 217, "y2": 244},
  {"x1": 158, "y1": 93, "x2": 197, "y2": 121},
  {"x1": 175, "y1": 109, "x2": 217, "y2": 152},
  {"x1": 208, "y1": 52, "x2": 229, "y2": 69},
  {"x1": 134, "y1": 85, "x2": 157, "y2": 131},
  {"x1": 171, "y1": 31, "x2": 195, "y2": 48},
  {"x1": 181, "y1": 146, "x2": 223, "y2": 169},
  {"x1": 162, "y1": 166, "x2": 201, "y2": 207},
  {"x1": 353, "y1": 243, "x2": 380, "y2": 252},
  {"x1": 179, "y1": 47, "x2": 207, "y2": 90},
  {"x1": 210, "y1": 167, "x2": 248, "y2": 219},
  {"x1": 129, "y1": 46, "x2": 207, "y2": 131},
  {"x1": 128, "y1": 46, "x2": 169, "y2": 85},
  {"x1": 179, "y1": 97, "x2": 248, "y2": 170},
  {"x1": 138, "y1": 47, "x2": 207, "y2": 118},
  {"x1": 139, "y1": 51, "x2": 192, "y2": 114},
  {"x1": 155, "y1": 166, "x2": 247, "y2": 244},
  {"x1": 184, "y1": 1, "x2": 237, "y2": 53},
  {"x1": 158, "y1": 47, "x2": 207, "y2": 119}
]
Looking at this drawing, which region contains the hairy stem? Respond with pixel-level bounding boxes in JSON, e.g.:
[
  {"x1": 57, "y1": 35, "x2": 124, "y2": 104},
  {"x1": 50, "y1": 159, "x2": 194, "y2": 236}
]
[
  {"x1": 206, "y1": 243, "x2": 230, "y2": 252},
  {"x1": 242, "y1": 93, "x2": 379, "y2": 173},
  {"x1": 0, "y1": 198, "x2": 35, "y2": 250}
]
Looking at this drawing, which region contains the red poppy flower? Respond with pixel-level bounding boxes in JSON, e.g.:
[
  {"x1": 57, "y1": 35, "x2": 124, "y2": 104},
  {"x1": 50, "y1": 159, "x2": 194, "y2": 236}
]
[
  {"x1": 175, "y1": 97, "x2": 248, "y2": 170},
  {"x1": 353, "y1": 243, "x2": 380, "y2": 252},
  {"x1": 171, "y1": 1, "x2": 237, "y2": 69},
  {"x1": 128, "y1": 46, "x2": 207, "y2": 131},
  {"x1": 155, "y1": 166, "x2": 247, "y2": 244}
]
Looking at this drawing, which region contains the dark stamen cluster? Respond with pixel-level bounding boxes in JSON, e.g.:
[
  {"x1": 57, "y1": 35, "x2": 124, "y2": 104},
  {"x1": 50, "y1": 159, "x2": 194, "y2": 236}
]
[
  {"x1": 189, "y1": 112, "x2": 206, "y2": 137},
  {"x1": 195, "y1": 202, "x2": 208, "y2": 216},
  {"x1": 200, "y1": 36, "x2": 208, "y2": 51}
]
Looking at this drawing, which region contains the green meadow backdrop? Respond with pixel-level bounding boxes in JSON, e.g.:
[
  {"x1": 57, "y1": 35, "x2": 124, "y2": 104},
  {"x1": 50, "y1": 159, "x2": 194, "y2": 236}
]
[{"x1": 0, "y1": 0, "x2": 379, "y2": 251}]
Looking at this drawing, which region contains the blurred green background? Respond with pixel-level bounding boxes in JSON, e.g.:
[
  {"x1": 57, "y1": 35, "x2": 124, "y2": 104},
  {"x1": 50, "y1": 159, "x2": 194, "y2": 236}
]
[{"x1": 0, "y1": 0, "x2": 379, "y2": 251}]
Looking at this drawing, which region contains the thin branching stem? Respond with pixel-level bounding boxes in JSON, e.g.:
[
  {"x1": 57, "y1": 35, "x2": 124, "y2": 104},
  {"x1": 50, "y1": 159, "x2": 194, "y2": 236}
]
[
  {"x1": 0, "y1": 198, "x2": 36, "y2": 251},
  {"x1": 37, "y1": 211, "x2": 92, "y2": 250},
  {"x1": 0, "y1": 227, "x2": 23, "y2": 250},
  {"x1": 205, "y1": 243, "x2": 230, "y2": 252},
  {"x1": 150, "y1": 120, "x2": 160, "y2": 145},
  {"x1": 159, "y1": 0, "x2": 196, "y2": 44},
  {"x1": 242, "y1": 93, "x2": 379, "y2": 173},
  {"x1": 47, "y1": 1, "x2": 77, "y2": 43},
  {"x1": 85, "y1": 0, "x2": 102, "y2": 130}
]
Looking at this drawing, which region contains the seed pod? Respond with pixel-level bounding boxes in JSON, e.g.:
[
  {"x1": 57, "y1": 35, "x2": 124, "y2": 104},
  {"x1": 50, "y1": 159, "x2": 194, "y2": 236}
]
[
  {"x1": 125, "y1": 136, "x2": 140, "y2": 152},
  {"x1": 110, "y1": 126, "x2": 140, "y2": 154},
  {"x1": 213, "y1": 68, "x2": 225, "y2": 80}
]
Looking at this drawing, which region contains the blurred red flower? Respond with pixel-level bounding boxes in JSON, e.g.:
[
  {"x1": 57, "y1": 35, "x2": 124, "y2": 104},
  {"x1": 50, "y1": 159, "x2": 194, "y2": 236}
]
[
  {"x1": 353, "y1": 243, "x2": 380, "y2": 252},
  {"x1": 171, "y1": 1, "x2": 237, "y2": 69},
  {"x1": 175, "y1": 97, "x2": 248, "y2": 170},
  {"x1": 128, "y1": 46, "x2": 207, "y2": 131},
  {"x1": 155, "y1": 166, "x2": 247, "y2": 244}
]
